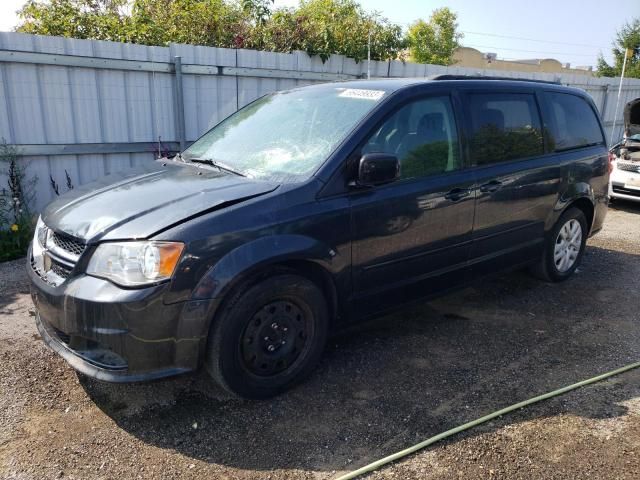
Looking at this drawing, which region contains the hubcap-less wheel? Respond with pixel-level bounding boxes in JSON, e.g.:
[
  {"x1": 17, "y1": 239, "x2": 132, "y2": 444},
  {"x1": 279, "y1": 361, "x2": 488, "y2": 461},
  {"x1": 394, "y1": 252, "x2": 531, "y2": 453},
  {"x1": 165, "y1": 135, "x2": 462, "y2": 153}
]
[
  {"x1": 553, "y1": 218, "x2": 582, "y2": 273},
  {"x1": 206, "y1": 274, "x2": 328, "y2": 398},
  {"x1": 240, "y1": 300, "x2": 309, "y2": 376}
]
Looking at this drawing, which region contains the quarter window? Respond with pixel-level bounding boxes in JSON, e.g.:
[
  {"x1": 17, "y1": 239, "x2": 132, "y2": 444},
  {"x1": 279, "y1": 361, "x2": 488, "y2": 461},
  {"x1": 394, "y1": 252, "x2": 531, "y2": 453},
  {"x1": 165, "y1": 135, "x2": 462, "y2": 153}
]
[
  {"x1": 468, "y1": 93, "x2": 544, "y2": 165},
  {"x1": 545, "y1": 92, "x2": 604, "y2": 151},
  {"x1": 362, "y1": 96, "x2": 461, "y2": 179}
]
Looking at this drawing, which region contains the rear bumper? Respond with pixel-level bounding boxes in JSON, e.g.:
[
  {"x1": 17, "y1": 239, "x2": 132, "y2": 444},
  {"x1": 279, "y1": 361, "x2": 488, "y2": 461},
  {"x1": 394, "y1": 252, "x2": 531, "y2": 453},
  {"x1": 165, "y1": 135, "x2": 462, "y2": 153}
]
[
  {"x1": 589, "y1": 190, "x2": 609, "y2": 238},
  {"x1": 28, "y1": 252, "x2": 215, "y2": 382}
]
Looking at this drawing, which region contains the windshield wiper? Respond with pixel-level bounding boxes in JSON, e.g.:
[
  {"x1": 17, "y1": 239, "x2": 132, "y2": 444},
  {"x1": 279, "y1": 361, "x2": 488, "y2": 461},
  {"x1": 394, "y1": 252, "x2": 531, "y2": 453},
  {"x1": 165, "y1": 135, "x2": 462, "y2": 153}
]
[{"x1": 188, "y1": 157, "x2": 246, "y2": 177}]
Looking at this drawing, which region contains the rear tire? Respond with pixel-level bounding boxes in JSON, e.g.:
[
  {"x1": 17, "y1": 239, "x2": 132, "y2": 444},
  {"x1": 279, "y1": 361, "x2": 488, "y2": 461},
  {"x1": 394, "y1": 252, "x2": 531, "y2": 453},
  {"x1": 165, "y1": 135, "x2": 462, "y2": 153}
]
[
  {"x1": 530, "y1": 207, "x2": 588, "y2": 282},
  {"x1": 205, "y1": 274, "x2": 329, "y2": 399}
]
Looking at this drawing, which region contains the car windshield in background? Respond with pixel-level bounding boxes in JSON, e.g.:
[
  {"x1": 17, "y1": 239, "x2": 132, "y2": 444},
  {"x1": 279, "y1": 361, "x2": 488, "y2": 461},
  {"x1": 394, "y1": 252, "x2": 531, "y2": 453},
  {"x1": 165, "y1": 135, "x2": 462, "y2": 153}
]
[{"x1": 182, "y1": 86, "x2": 385, "y2": 182}]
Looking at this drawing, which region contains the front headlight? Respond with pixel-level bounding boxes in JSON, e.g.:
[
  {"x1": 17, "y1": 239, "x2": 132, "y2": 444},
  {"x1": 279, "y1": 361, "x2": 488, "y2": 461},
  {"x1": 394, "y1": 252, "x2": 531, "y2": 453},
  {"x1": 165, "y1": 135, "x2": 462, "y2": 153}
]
[
  {"x1": 35, "y1": 216, "x2": 48, "y2": 247},
  {"x1": 32, "y1": 216, "x2": 48, "y2": 272},
  {"x1": 87, "y1": 241, "x2": 184, "y2": 287}
]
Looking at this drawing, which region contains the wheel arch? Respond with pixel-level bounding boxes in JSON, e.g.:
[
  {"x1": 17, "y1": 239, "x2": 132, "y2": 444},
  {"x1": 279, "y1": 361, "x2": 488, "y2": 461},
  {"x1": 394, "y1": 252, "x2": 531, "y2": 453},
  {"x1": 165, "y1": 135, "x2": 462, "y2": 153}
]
[
  {"x1": 549, "y1": 181, "x2": 596, "y2": 234},
  {"x1": 192, "y1": 235, "x2": 344, "y2": 327},
  {"x1": 566, "y1": 197, "x2": 595, "y2": 233}
]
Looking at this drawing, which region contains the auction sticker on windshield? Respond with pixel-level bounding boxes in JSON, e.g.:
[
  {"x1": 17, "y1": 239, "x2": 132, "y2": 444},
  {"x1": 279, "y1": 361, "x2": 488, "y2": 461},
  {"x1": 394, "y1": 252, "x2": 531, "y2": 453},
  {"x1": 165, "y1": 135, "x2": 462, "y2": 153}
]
[{"x1": 338, "y1": 88, "x2": 385, "y2": 101}]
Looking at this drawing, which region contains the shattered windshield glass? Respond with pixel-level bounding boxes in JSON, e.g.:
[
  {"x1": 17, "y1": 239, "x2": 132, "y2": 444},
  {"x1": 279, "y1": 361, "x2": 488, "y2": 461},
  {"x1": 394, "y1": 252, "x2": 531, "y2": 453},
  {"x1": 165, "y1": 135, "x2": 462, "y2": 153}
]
[{"x1": 182, "y1": 86, "x2": 385, "y2": 182}]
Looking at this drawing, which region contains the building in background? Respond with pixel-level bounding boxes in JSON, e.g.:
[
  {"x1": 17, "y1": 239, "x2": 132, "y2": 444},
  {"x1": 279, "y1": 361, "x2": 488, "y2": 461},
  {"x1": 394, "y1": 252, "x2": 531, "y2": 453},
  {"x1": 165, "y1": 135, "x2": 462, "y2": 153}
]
[{"x1": 453, "y1": 47, "x2": 594, "y2": 76}]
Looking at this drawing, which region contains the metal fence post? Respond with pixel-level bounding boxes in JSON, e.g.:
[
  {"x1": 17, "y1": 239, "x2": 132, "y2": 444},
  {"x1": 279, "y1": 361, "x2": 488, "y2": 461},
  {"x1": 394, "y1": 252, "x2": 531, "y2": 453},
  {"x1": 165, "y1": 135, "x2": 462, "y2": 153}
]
[
  {"x1": 600, "y1": 84, "x2": 609, "y2": 118},
  {"x1": 174, "y1": 56, "x2": 186, "y2": 152}
]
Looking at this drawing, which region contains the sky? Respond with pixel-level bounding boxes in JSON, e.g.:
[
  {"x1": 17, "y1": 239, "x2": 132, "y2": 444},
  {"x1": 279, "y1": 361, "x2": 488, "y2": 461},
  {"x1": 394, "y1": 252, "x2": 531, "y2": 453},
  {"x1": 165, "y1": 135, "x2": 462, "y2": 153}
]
[{"x1": 0, "y1": 0, "x2": 638, "y2": 68}]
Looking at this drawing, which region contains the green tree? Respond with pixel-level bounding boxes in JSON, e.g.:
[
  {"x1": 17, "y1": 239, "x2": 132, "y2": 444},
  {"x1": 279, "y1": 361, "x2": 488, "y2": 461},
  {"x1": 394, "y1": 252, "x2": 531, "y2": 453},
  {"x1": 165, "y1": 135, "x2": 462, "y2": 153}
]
[
  {"x1": 596, "y1": 18, "x2": 640, "y2": 78},
  {"x1": 241, "y1": 0, "x2": 274, "y2": 25},
  {"x1": 16, "y1": 0, "x2": 406, "y2": 62},
  {"x1": 129, "y1": 0, "x2": 248, "y2": 47},
  {"x1": 250, "y1": 0, "x2": 403, "y2": 61},
  {"x1": 18, "y1": 0, "x2": 252, "y2": 48},
  {"x1": 406, "y1": 7, "x2": 462, "y2": 65},
  {"x1": 289, "y1": 0, "x2": 403, "y2": 61},
  {"x1": 18, "y1": 0, "x2": 131, "y2": 41}
]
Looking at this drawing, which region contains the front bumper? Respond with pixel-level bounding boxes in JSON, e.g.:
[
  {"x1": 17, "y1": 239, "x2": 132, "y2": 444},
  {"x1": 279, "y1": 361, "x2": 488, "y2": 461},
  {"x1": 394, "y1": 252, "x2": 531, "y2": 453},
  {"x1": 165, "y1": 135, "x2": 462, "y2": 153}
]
[
  {"x1": 28, "y1": 253, "x2": 214, "y2": 382},
  {"x1": 610, "y1": 165, "x2": 640, "y2": 202}
]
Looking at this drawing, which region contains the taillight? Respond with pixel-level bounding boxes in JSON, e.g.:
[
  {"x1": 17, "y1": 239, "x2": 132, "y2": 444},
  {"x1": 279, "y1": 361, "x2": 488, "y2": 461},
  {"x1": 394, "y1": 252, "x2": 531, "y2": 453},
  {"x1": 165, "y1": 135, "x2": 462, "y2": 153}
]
[{"x1": 608, "y1": 152, "x2": 615, "y2": 174}]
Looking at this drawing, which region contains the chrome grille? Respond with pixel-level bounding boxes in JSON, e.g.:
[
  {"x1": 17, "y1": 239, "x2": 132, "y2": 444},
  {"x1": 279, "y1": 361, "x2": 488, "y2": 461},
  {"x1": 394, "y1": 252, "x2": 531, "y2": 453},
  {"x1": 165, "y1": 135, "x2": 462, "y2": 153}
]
[
  {"x1": 50, "y1": 231, "x2": 86, "y2": 257},
  {"x1": 30, "y1": 256, "x2": 49, "y2": 284},
  {"x1": 51, "y1": 263, "x2": 72, "y2": 279},
  {"x1": 31, "y1": 226, "x2": 84, "y2": 287},
  {"x1": 616, "y1": 161, "x2": 640, "y2": 173},
  {"x1": 30, "y1": 256, "x2": 60, "y2": 286}
]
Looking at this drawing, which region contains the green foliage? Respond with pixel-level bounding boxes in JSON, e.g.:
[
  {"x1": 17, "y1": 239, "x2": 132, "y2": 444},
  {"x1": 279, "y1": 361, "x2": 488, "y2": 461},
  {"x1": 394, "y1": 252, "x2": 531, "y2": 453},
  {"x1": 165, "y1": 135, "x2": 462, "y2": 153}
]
[
  {"x1": 597, "y1": 18, "x2": 640, "y2": 79},
  {"x1": 17, "y1": 0, "x2": 406, "y2": 62},
  {"x1": 0, "y1": 142, "x2": 36, "y2": 262},
  {"x1": 406, "y1": 7, "x2": 462, "y2": 65},
  {"x1": 272, "y1": 0, "x2": 404, "y2": 61},
  {"x1": 130, "y1": 0, "x2": 251, "y2": 48},
  {"x1": 18, "y1": 0, "x2": 132, "y2": 42},
  {"x1": 470, "y1": 125, "x2": 544, "y2": 165},
  {"x1": 18, "y1": 0, "x2": 249, "y2": 46},
  {"x1": 402, "y1": 141, "x2": 452, "y2": 178},
  {"x1": 242, "y1": 0, "x2": 274, "y2": 25},
  {"x1": 247, "y1": 1, "x2": 401, "y2": 61}
]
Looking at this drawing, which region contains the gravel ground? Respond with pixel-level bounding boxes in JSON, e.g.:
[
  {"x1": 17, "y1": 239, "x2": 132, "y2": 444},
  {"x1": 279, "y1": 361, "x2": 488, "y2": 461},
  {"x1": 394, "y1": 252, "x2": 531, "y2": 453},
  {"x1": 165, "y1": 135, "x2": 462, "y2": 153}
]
[{"x1": 1, "y1": 201, "x2": 639, "y2": 480}]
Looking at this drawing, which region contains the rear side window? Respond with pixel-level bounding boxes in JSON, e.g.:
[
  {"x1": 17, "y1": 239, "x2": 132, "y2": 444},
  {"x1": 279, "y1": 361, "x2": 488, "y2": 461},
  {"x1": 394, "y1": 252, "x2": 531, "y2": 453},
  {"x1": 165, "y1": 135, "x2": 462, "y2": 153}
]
[
  {"x1": 468, "y1": 93, "x2": 544, "y2": 165},
  {"x1": 545, "y1": 92, "x2": 604, "y2": 151}
]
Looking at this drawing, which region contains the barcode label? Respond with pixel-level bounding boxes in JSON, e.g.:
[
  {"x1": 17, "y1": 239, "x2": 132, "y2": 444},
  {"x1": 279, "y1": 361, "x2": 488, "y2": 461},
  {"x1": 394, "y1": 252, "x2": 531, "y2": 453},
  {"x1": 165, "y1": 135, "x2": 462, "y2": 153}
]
[{"x1": 338, "y1": 89, "x2": 385, "y2": 101}]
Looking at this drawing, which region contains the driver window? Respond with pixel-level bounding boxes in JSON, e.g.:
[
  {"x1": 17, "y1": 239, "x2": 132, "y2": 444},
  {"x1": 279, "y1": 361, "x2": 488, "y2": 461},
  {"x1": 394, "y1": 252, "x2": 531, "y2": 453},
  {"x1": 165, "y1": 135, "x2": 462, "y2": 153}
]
[{"x1": 362, "y1": 96, "x2": 461, "y2": 179}]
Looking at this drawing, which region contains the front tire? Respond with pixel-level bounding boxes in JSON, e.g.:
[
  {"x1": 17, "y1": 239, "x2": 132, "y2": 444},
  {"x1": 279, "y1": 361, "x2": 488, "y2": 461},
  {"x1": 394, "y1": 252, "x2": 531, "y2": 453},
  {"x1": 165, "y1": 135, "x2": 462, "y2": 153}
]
[
  {"x1": 531, "y1": 207, "x2": 588, "y2": 282},
  {"x1": 205, "y1": 274, "x2": 329, "y2": 399}
]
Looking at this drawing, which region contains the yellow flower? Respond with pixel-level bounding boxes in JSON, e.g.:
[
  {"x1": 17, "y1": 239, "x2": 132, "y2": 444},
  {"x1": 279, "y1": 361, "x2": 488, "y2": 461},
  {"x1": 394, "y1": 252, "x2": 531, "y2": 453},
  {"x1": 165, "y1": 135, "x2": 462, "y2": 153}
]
[{"x1": 10, "y1": 224, "x2": 19, "y2": 232}]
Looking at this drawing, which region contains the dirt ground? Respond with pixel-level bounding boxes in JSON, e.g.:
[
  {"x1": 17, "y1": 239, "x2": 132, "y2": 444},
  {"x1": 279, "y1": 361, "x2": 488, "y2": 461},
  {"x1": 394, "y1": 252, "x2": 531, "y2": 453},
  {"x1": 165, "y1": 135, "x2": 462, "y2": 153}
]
[{"x1": 1, "y1": 200, "x2": 640, "y2": 480}]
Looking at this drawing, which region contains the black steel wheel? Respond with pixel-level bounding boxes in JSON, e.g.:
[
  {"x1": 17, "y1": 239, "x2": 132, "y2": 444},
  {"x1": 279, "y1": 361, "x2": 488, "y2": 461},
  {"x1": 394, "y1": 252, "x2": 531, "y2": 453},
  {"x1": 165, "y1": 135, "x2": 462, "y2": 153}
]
[
  {"x1": 205, "y1": 273, "x2": 329, "y2": 399},
  {"x1": 240, "y1": 300, "x2": 311, "y2": 377}
]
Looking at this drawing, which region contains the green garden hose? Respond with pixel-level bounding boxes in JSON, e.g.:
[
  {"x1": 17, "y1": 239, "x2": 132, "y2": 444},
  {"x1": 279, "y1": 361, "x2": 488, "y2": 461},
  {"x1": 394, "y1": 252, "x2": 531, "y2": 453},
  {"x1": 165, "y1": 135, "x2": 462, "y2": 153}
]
[{"x1": 335, "y1": 361, "x2": 640, "y2": 480}]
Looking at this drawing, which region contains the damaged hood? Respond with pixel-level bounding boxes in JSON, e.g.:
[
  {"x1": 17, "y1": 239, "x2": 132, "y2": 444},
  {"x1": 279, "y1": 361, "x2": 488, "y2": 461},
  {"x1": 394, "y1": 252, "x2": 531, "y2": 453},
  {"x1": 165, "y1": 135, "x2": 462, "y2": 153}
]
[
  {"x1": 42, "y1": 161, "x2": 278, "y2": 242},
  {"x1": 624, "y1": 98, "x2": 640, "y2": 137}
]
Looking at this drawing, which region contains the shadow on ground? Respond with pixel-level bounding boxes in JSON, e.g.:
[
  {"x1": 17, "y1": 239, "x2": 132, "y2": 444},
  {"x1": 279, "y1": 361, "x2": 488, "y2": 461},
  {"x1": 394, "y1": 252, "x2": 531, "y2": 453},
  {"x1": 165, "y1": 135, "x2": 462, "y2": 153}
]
[
  {"x1": 610, "y1": 197, "x2": 640, "y2": 214},
  {"x1": 79, "y1": 244, "x2": 640, "y2": 473}
]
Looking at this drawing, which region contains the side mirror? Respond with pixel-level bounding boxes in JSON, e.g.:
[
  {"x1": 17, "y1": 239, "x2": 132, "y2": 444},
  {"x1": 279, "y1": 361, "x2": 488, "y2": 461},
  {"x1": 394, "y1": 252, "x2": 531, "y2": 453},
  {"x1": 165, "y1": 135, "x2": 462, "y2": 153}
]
[{"x1": 356, "y1": 153, "x2": 400, "y2": 187}]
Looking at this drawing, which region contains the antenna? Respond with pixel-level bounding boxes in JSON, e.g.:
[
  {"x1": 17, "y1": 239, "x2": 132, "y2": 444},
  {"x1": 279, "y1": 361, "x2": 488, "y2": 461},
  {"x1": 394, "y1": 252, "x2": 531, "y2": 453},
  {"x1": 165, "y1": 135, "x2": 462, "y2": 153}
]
[{"x1": 367, "y1": 28, "x2": 371, "y2": 80}]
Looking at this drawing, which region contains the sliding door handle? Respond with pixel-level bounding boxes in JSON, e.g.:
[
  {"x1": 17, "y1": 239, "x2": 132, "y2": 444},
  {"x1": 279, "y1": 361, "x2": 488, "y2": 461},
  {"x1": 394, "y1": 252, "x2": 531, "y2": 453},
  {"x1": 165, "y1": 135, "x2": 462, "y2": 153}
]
[
  {"x1": 479, "y1": 180, "x2": 503, "y2": 193},
  {"x1": 444, "y1": 187, "x2": 471, "y2": 202}
]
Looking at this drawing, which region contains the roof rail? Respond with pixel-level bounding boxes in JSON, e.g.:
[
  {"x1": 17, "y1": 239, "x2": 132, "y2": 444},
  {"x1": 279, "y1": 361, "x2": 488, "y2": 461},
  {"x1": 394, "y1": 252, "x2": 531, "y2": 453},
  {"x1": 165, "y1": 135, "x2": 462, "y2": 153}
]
[{"x1": 430, "y1": 74, "x2": 561, "y2": 85}]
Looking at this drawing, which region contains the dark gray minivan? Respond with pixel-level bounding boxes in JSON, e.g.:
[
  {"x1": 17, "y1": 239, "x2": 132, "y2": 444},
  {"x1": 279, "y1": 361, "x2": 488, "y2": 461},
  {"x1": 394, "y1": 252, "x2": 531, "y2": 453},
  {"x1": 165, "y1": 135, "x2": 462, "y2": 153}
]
[{"x1": 29, "y1": 77, "x2": 610, "y2": 398}]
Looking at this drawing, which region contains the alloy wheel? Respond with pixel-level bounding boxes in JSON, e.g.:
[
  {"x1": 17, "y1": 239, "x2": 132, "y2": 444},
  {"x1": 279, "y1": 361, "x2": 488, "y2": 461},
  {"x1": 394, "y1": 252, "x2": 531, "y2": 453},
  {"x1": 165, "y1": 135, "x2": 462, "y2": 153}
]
[{"x1": 553, "y1": 219, "x2": 583, "y2": 273}]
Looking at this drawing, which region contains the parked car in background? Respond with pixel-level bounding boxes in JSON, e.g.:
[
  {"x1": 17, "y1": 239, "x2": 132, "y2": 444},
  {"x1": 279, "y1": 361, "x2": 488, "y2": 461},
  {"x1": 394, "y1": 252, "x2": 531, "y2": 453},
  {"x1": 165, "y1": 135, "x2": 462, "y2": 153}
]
[
  {"x1": 29, "y1": 77, "x2": 609, "y2": 398},
  {"x1": 610, "y1": 98, "x2": 640, "y2": 203}
]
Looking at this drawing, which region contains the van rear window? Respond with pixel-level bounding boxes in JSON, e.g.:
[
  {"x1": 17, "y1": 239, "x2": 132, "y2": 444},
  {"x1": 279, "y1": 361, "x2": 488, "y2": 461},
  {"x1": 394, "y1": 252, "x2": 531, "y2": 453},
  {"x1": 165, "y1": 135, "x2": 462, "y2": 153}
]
[
  {"x1": 545, "y1": 93, "x2": 604, "y2": 151},
  {"x1": 468, "y1": 93, "x2": 544, "y2": 165}
]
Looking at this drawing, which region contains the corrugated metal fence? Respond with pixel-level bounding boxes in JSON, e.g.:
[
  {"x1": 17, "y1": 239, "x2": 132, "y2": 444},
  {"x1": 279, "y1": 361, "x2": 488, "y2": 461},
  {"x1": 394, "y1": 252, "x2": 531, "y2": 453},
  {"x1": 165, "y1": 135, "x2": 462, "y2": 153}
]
[{"x1": 1, "y1": 31, "x2": 639, "y2": 211}]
